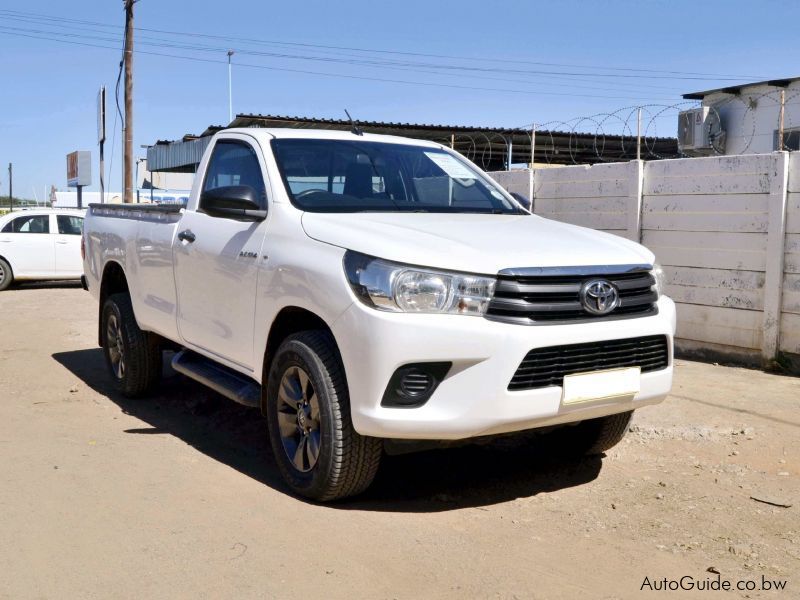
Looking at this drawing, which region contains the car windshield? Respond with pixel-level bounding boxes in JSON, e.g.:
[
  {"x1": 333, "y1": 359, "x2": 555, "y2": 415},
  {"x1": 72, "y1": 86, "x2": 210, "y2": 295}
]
[{"x1": 271, "y1": 138, "x2": 525, "y2": 214}]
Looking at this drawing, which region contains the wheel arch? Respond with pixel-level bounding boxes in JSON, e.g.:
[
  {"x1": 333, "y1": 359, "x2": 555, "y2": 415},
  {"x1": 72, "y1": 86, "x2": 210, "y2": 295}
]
[
  {"x1": 260, "y1": 306, "x2": 338, "y2": 415},
  {"x1": 98, "y1": 261, "x2": 129, "y2": 346}
]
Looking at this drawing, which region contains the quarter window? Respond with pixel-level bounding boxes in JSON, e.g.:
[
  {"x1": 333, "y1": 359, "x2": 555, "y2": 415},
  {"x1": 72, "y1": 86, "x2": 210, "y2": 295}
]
[
  {"x1": 1, "y1": 215, "x2": 50, "y2": 234},
  {"x1": 57, "y1": 215, "x2": 84, "y2": 235},
  {"x1": 202, "y1": 140, "x2": 267, "y2": 210}
]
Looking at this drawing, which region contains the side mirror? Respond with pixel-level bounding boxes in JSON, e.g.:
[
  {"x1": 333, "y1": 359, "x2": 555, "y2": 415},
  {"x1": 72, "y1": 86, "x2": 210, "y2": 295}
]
[
  {"x1": 200, "y1": 185, "x2": 267, "y2": 221},
  {"x1": 510, "y1": 192, "x2": 532, "y2": 212}
]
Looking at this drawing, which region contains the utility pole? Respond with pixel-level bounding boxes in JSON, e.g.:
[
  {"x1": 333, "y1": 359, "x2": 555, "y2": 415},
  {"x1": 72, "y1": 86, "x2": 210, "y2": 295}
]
[
  {"x1": 123, "y1": 0, "x2": 134, "y2": 203},
  {"x1": 7, "y1": 163, "x2": 12, "y2": 212},
  {"x1": 227, "y1": 50, "x2": 235, "y2": 124}
]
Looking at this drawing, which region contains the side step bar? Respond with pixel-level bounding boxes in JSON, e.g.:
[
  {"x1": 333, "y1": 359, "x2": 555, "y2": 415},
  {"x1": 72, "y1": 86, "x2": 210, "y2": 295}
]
[{"x1": 171, "y1": 350, "x2": 261, "y2": 408}]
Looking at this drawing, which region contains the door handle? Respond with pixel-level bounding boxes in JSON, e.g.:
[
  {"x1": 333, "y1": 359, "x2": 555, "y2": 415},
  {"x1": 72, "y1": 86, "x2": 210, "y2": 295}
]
[
  {"x1": 56, "y1": 240, "x2": 69, "y2": 244},
  {"x1": 177, "y1": 230, "x2": 196, "y2": 243}
]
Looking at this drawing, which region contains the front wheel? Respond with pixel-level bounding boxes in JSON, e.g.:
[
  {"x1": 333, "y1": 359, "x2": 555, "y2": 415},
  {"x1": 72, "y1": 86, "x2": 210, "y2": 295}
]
[
  {"x1": 549, "y1": 410, "x2": 634, "y2": 456},
  {"x1": 0, "y1": 257, "x2": 13, "y2": 291},
  {"x1": 265, "y1": 331, "x2": 382, "y2": 501},
  {"x1": 101, "y1": 293, "x2": 162, "y2": 397}
]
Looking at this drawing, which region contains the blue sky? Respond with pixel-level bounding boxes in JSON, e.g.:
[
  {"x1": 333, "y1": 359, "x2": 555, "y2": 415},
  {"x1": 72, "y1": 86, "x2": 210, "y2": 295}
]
[{"x1": 1, "y1": 0, "x2": 798, "y2": 197}]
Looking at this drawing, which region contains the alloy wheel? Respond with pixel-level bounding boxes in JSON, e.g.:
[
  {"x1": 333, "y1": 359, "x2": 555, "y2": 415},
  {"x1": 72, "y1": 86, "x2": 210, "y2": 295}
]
[
  {"x1": 106, "y1": 313, "x2": 126, "y2": 379},
  {"x1": 276, "y1": 366, "x2": 321, "y2": 472}
]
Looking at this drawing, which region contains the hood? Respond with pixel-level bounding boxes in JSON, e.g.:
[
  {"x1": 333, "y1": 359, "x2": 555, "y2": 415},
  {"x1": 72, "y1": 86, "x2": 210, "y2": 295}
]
[{"x1": 301, "y1": 212, "x2": 654, "y2": 275}]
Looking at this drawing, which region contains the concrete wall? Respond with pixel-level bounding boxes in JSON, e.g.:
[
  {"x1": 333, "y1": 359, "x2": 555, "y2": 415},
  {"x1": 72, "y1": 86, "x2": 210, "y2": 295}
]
[
  {"x1": 488, "y1": 152, "x2": 798, "y2": 368},
  {"x1": 486, "y1": 170, "x2": 532, "y2": 200},
  {"x1": 642, "y1": 154, "x2": 780, "y2": 364}
]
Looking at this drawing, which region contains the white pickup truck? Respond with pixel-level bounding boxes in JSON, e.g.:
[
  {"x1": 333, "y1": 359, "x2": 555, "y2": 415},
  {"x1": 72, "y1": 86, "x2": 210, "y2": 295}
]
[{"x1": 83, "y1": 128, "x2": 675, "y2": 501}]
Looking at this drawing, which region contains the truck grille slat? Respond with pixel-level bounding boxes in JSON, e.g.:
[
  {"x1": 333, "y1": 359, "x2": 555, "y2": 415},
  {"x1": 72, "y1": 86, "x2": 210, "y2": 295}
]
[
  {"x1": 487, "y1": 269, "x2": 657, "y2": 325},
  {"x1": 513, "y1": 347, "x2": 668, "y2": 373},
  {"x1": 508, "y1": 335, "x2": 669, "y2": 391}
]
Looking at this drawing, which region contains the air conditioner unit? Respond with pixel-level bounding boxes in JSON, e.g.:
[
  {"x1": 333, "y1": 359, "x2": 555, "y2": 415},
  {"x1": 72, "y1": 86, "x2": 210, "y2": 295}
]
[{"x1": 678, "y1": 107, "x2": 726, "y2": 155}]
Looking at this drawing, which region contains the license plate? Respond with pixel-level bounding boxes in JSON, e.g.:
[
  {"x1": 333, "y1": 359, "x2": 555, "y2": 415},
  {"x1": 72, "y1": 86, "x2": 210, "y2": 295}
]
[{"x1": 561, "y1": 367, "x2": 641, "y2": 405}]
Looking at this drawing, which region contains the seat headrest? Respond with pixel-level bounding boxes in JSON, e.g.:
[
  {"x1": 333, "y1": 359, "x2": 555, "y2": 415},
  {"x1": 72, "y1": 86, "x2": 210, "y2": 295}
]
[{"x1": 343, "y1": 163, "x2": 374, "y2": 199}]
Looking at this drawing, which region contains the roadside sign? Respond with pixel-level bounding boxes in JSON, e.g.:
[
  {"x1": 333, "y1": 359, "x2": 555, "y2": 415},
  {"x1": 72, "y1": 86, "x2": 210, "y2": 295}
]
[
  {"x1": 97, "y1": 87, "x2": 106, "y2": 144},
  {"x1": 67, "y1": 151, "x2": 92, "y2": 187}
]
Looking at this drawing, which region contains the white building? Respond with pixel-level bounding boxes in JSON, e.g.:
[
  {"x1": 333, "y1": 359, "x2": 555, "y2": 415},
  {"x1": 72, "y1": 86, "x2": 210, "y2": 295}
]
[
  {"x1": 682, "y1": 77, "x2": 800, "y2": 155},
  {"x1": 52, "y1": 160, "x2": 194, "y2": 207},
  {"x1": 52, "y1": 188, "x2": 191, "y2": 208}
]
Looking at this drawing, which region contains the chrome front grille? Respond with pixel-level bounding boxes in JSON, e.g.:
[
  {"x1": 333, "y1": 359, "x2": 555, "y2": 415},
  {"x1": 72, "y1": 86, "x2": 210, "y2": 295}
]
[{"x1": 485, "y1": 266, "x2": 658, "y2": 325}]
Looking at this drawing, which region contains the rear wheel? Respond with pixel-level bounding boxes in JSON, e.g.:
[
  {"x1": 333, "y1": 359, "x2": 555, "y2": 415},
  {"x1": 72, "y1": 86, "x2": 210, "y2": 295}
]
[
  {"x1": 265, "y1": 331, "x2": 382, "y2": 501},
  {"x1": 101, "y1": 293, "x2": 162, "y2": 397},
  {"x1": 550, "y1": 410, "x2": 634, "y2": 456},
  {"x1": 0, "y1": 258, "x2": 13, "y2": 291}
]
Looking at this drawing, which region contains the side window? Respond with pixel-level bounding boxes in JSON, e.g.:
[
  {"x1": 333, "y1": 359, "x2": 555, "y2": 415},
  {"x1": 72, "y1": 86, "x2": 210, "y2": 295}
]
[
  {"x1": 1, "y1": 215, "x2": 50, "y2": 234},
  {"x1": 202, "y1": 140, "x2": 267, "y2": 209},
  {"x1": 57, "y1": 215, "x2": 84, "y2": 235}
]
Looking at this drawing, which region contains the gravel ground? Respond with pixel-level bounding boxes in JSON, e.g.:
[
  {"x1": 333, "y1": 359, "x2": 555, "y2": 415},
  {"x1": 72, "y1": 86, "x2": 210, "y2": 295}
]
[{"x1": 0, "y1": 284, "x2": 798, "y2": 599}]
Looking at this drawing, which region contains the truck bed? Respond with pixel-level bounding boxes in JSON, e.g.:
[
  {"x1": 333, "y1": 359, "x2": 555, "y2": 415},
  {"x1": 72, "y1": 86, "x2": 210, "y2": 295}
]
[{"x1": 84, "y1": 203, "x2": 184, "y2": 342}]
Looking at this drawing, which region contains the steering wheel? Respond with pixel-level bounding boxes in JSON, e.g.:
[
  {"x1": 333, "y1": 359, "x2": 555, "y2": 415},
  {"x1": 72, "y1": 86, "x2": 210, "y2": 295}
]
[{"x1": 295, "y1": 189, "x2": 327, "y2": 199}]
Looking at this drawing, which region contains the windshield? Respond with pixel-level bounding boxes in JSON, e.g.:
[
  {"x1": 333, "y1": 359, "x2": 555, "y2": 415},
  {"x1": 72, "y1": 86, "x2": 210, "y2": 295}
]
[{"x1": 271, "y1": 138, "x2": 525, "y2": 214}]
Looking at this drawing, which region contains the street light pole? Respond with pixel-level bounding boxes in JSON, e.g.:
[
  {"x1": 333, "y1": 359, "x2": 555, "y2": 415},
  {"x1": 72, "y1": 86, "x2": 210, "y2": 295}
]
[{"x1": 227, "y1": 50, "x2": 234, "y2": 124}]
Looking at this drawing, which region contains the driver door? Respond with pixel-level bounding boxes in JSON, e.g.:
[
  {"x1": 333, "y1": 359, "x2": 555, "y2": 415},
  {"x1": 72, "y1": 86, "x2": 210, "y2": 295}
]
[{"x1": 173, "y1": 136, "x2": 270, "y2": 370}]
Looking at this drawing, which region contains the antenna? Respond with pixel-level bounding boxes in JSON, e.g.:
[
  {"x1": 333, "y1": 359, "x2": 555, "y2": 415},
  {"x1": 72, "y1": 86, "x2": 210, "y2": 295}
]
[{"x1": 344, "y1": 109, "x2": 363, "y2": 136}]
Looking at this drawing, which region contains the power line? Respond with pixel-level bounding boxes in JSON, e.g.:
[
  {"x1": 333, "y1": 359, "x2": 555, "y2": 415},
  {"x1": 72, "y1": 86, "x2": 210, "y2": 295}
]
[
  {"x1": 0, "y1": 9, "x2": 763, "y2": 80},
  {"x1": 0, "y1": 20, "x2": 685, "y2": 96},
  {"x1": 0, "y1": 8, "x2": 766, "y2": 81},
  {"x1": 0, "y1": 29, "x2": 680, "y2": 101},
  {"x1": 0, "y1": 11, "x2": 707, "y2": 93},
  {"x1": 0, "y1": 18, "x2": 702, "y2": 87}
]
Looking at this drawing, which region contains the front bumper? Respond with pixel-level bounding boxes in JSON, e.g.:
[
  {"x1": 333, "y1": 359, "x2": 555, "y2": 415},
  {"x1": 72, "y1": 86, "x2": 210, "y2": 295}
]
[{"x1": 333, "y1": 296, "x2": 676, "y2": 440}]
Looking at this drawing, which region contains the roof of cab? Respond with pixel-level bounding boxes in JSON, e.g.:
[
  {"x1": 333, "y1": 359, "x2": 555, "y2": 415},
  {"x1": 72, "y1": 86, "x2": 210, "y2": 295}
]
[{"x1": 220, "y1": 127, "x2": 446, "y2": 148}]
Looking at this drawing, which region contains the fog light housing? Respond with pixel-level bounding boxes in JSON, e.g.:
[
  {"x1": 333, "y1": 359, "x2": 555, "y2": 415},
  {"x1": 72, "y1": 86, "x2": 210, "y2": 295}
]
[{"x1": 381, "y1": 362, "x2": 452, "y2": 408}]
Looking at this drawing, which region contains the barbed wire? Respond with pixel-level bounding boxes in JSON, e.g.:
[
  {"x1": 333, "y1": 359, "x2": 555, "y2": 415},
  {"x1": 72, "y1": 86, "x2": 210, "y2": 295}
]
[{"x1": 445, "y1": 90, "x2": 800, "y2": 170}]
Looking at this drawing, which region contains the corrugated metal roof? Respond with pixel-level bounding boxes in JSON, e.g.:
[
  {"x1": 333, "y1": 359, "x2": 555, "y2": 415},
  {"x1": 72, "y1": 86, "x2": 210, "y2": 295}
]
[
  {"x1": 147, "y1": 114, "x2": 680, "y2": 172},
  {"x1": 146, "y1": 136, "x2": 211, "y2": 173},
  {"x1": 229, "y1": 113, "x2": 678, "y2": 140}
]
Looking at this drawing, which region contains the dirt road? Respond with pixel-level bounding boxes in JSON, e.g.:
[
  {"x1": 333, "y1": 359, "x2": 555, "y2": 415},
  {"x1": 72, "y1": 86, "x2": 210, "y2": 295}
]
[{"x1": 0, "y1": 285, "x2": 797, "y2": 599}]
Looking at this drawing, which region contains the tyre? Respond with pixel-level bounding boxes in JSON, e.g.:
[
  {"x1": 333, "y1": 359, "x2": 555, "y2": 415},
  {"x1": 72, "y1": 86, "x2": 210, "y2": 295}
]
[
  {"x1": 101, "y1": 292, "x2": 162, "y2": 397},
  {"x1": 550, "y1": 410, "x2": 634, "y2": 456},
  {"x1": 0, "y1": 257, "x2": 13, "y2": 291},
  {"x1": 265, "y1": 331, "x2": 382, "y2": 501}
]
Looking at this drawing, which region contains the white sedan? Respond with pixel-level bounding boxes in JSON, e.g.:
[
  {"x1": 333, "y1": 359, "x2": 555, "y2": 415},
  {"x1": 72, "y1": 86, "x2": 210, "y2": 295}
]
[{"x1": 0, "y1": 209, "x2": 85, "y2": 291}]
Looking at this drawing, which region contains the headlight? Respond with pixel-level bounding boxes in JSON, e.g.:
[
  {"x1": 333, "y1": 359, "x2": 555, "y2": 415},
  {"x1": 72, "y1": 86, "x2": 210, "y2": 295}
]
[
  {"x1": 652, "y1": 262, "x2": 665, "y2": 297},
  {"x1": 344, "y1": 251, "x2": 496, "y2": 316}
]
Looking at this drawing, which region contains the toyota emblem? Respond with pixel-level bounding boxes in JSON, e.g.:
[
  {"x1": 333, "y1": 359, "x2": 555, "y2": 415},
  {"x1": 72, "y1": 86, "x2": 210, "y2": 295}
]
[{"x1": 580, "y1": 279, "x2": 619, "y2": 315}]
